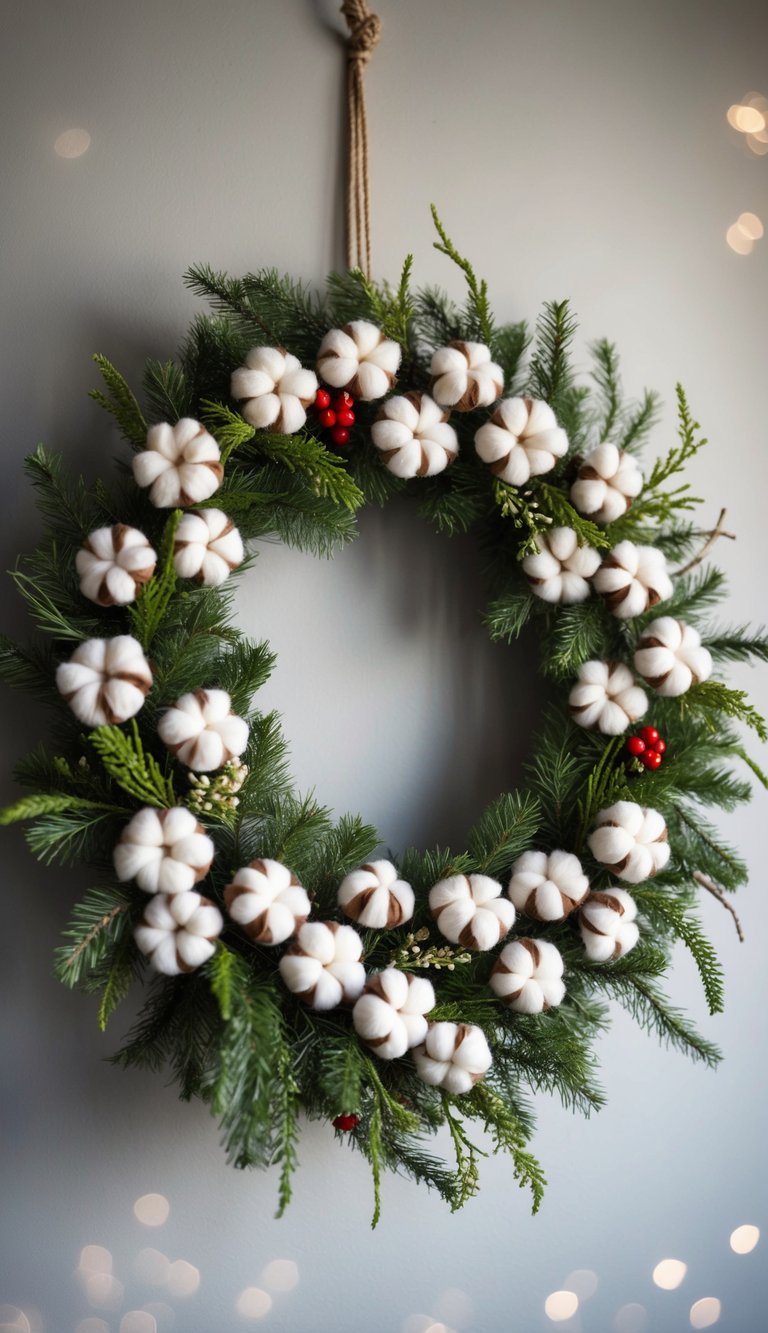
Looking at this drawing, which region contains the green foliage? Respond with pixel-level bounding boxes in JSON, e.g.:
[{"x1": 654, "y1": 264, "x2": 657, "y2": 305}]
[
  {"x1": 526, "y1": 300, "x2": 577, "y2": 411},
  {"x1": 634, "y1": 887, "x2": 725, "y2": 1015},
  {"x1": 142, "y1": 358, "x2": 192, "y2": 423},
  {"x1": 89, "y1": 719, "x2": 175, "y2": 806},
  {"x1": 55, "y1": 885, "x2": 132, "y2": 988},
  {"x1": 430, "y1": 205, "x2": 493, "y2": 344},
  {"x1": 89, "y1": 354, "x2": 148, "y2": 447},
  {"x1": 465, "y1": 791, "x2": 540, "y2": 877},
  {"x1": 129, "y1": 510, "x2": 181, "y2": 650},
  {"x1": 684, "y1": 680, "x2": 767, "y2": 741},
  {"x1": 607, "y1": 383, "x2": 705, "y2": 538}
]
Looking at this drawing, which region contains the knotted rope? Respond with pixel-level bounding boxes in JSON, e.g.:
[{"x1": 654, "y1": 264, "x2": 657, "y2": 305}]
[{"x1": 341, "y1": 0, "x2": 382, "y2": 277}]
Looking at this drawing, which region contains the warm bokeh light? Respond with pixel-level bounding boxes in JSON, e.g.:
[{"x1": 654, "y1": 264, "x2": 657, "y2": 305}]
[
  {"x1": 120, "y1": 1314, "x2": 157, "y2": 1333},
  {"x1": 564, "y1": 1269, "x2": 598, "y2": 1301},
  {"x1": 165, "y1": 1259, "x2": 200, "y2": 1298},
  {"x1": 75, "y1": 1321, "x2": 110, "y2": 1333},
  {"x1": 544, "y1": 1290, "x2": 579, "y2": 1322},
  {"x1": 727, "y1": 105, "x2": 766, "y2": 133},
  {"x1": 652, "y1": 1258, "x2": 688, "y2": 1290},
  {"x1": 736, "y1": 213, "x2": 764, "y2": 241},
  {"x1": 54, "y1": 128, "x2": 91, "y2": 158},
  {"x1": 730, "y1": 1223, "x2": 760, "y2": 1254},
  {"x1": 746, "y1": 135, "x2": 768, "y2": 155},
  {"x1": 84, "y1": 1273, "x2": 125, "y2": 1309},
  {"x1": 726, "y1": 224, "x2": 754, "y2": 256},
  {"x1": 134, "y1": 1248, "x2": 171, "y2": 1285},
  {"x1": 690, "y1": 1297, "x2": 722, "y2": 1328},
  {"x1": 134, "y1": 1193, "x2": 171, "y2": 1227},
  {"x1": 0, "y1": 1307, "x2": 31, "y2": 1333},
  {"x1": 236, "y1": 1288, "x2": 273, "y2": 1319},
  {"x1": 260, "y1": 1258, "x2": 299, "y2": 1293},
  {"x1": 613, "y1": 1305, "x2": 648, "y2": 1333},
  {"x1": 432, "y1": 1287, "x2": 473, "y2": 1327},
  {"x1": 78, "y1": 1245, "x2": 113, "y2": 1275},
  {"x1": 401, "y1": 1317, "x2": 435, "y2": 1333}
]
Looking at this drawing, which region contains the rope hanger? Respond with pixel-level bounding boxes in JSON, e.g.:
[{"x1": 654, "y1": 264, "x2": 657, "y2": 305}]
[{"x1": 341, "y1": 0, "x2": 382, "y2": 277}]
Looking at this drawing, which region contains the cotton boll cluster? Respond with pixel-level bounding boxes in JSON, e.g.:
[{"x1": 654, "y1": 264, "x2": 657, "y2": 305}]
[
  {"x1": 413, "y1": 1021, "x2": 492, "y2": 1094},
  {"x1": 316, "y1": 320, "x2": 401, "y2": 400},
  {"x1": 231, "y1": 347, "x2": 318, "y2": 433},
  {"x1": 507, "y1": 849, "x2": 589, "y2": 922},
  {"x1": 634, "y1": 618, "x2": 713, "y2": 696},
  {"x1": 588, "y1": 802, "x2": 670, "y2": 883},
  {"x1": 579, "y1": 888, "x2": 639, "y2": 961},
  {"x1": 173, "y1": 510, "x2": 244, "y2": 587},
  {"x1": 279, "y1": 921, "x2": 366, "y2": 1009},
  {"x1": 337, "y1": 859, "x2": 414, "y2": 929},
  {"x1": 133, "y1": 419, "x2": 223, "y2": 508},
  {"x1": 225, "y1": 858, "x2": 311, "y2": 946},
  {"x1": 474, "y1": 397, "x2": 568, "y2": 485},
  {"x1": 429, "y1": 872, "x2": 515, "y2": 950},
  {"x1": 570, "y1": 444, "x2": 643, "y2": 524},
  {"x1": 371, "y1": 392, "x2": 458, "y2": 478},
  {"x1": 430, "y1": 340, "x2": 503, "y2": 411},
  {"x1": 568, "y1": 660, "x2": 648, "y2": 734},
  {"x1": 135, "y1": 890, "x2": 223, "y2": 975},
  {"x1": 593, "y1": 541, "x2": 673, "y2": 619},
  {"x1": 76, "y1": 525, "x2": 157, "y2": 606},
  {"x1": 114, "y1": 807, "x2": 215, "y2": 894},
  {"x1": 490, "y1": 938, "x2": 566, "y2": 1013},
  {"x1": 522, "y1": 527, "x2": 601, "y2": 604},
  {"x1": 56, "y1": 635, "x2": 152, "y2": 727},
  {"x1": 352, "y1": 968, "x2": 435, "y2": 1059},
  {"x1": 158, "y1": 688, "x2": 249, "y2": 772}
]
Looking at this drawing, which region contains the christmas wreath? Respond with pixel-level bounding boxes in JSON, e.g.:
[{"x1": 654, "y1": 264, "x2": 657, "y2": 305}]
[{"x1": 3, "y1": 212, "x2": 766, "y2": 1225}]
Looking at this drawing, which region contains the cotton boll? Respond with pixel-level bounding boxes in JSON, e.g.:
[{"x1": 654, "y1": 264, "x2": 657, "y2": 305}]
[
  {"x1": 522, "y1": 527, "x2": 601, "y2": 604},
  {"x1": 56, "y1": 634, "x2": 152, "y2": 726},
  {"x1": 593, "y1": 542, "x2": 673, "y2": 619},
  {"x1": 474, "y1": 397, "x2": 568, "y2": 485},
  {"x1": 430, "y1": 341, "x2": 503, "y2": 411},
  {"x1": 507, "y1": 849, "x2": 589, "y2": 922},
  {"x1": 316, "y1": 321, "x2": 401, "y2": 400},
  {"x1": 579, "y1": 888, "x2": 639, "y2": 961},
  {"x1": 568, "y1": 659, "x2": 648, "y2": 734},
  {"x1": 570, "y1": 444, "x2": 643, "y2": 524},
  {"x1": 173, "y1": 509, "x2": 244, "y2": 586},
  {"x1": 337, "y1": 859, "x2": 414, "y2": 929},
  {"x1": 133, "y1": 419, "x2": 223, "y2": 508},
  {"x1": 135, "y1": 890, "x2": 223, "y2": 975},
  {"x1": 634, "y1": 617, "x2": 713, "y2": 697},
  {"x1": 352, "y1": 969, "x2": 435, "y2": 1059},
  {"x1": 370, "y1": 392, "x2": 458, "y2": 478},
  {"x1": 429, "y1": 873, "x2": 515, "y2": 950},
  {"x1": 225, "y1": 857, "x2": 311, "y2": 945},
  {"x1": 231, "y1": 347, "x2": 318, "y2": 433},
  {"x1": 490, "y1": 938, "x2": 566, "y2": 1013},
  {"x1": 114, "y1": 807, "x2": 215, "y2": 894},
  {"x1": 76, "y1": 525, "x2": 157, "y2": 606},
  {"x1": 158, "y1": 688, "x2": 249, "y2": 771},
  {"x1": 413, "y1": 1021, "x2": 492, "y2": 1094},
  {"x1": 588, "y1": 801, "x2": 670, "y2": 883},
  {"x1": 279, "y1": 921, "x2": 365, "y2": 1009}
]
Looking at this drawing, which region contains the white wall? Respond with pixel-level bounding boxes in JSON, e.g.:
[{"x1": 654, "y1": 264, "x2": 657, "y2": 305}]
[{"x1": 1, "y1": 2, "x2": 767, "y2": 1331}]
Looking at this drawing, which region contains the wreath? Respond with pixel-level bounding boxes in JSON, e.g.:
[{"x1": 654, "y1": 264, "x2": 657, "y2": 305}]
[{"x1": 3, "y1": 213, "x2": 766, "y2": 1225}]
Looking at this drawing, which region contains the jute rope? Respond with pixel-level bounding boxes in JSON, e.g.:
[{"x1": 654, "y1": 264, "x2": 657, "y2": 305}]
[{"x1": 341, "y1": 0, "x2": 382, "y2": 277}]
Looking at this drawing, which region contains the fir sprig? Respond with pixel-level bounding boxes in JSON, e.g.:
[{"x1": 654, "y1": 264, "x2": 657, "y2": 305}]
[
  {"x1": 89, "y1": 354, "x2": 148, "y2": 448},
  {"x1": 89, "y1": 720, "x2": 175, "y2": 806}
]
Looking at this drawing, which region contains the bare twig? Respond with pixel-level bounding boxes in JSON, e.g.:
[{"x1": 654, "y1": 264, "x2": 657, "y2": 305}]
[
  {"x1": 693, "y1": 870, "x2": 744, "y2": 942},
  {"x1": 675, "y1": 508, "x2": 736, "y2": 576}
]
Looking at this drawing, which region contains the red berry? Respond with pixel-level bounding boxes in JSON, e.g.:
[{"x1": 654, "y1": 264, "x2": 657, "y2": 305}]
[
  {"x1": 626, "y1": 736, "x2": 646, "y2": 756},
  {"x1": 639, "y1": 726, "x2": 660, "y2": 747},
  {"x1": 655, "y1": 737, "x2": 667, "y2": 754},
  {"x1": 333, "y1": 391, "x2": 355, "y2": 409},
  {"x1": 333, "y1": 1114, "x2": 359, "y2": 1132},
  {"x1": 314, "y1": 388, "x2": 331, "y2": 410},
  {"x1": 336, "y1": 408, "x2": 356, "y2": 428},
  {"x1": 641, "y1": 749, "x2": 663, "y2": 770},
  {"x1": 331, "y1": 426, "x2": 350, "y2": 447},
  {"x1": 318, "y1": 408, "x2": 337, "y2": 429}
]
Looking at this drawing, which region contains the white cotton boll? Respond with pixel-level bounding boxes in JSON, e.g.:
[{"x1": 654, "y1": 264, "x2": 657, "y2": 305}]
[
  {"x1": 430, "y1": 341, "x2": 503, "y2": 411},
  {"x1": 429, "y1": 873, "x2": 515, "y2": 950},
  {"x1": 352, "y1": 969, "x2": 435, "y2": 1060},
  {"x1": 230, "y1": 347, "x2": 318, "y2": 433},
  {"x1": 593, "y1": 541, "x2": 673, "y2": 619},
  {"x1": 133, "y1": 419, "x2": 223, "y2": 508},
  {"x1": 56, "y1": 634, "x2": 152, "y2": 727},
  {"x1": 570, "y1": 444, "x2": 644, "y2": 524},
  {"x1": 568, "y1": 658, "x2": 648, "y2": 734},
  {"x1": 507, "y1": 849, "x2": 589, "y2": 922},
  {"x1": 114, "y1": 806, "x2": 214, "y2": 894},
  {"x1": 279, "y1": 921, "x2": 365, "y2": 1009},
  {"x1": 173, "y1": 509, "x2": 244, "y2": 586},
  {"x1": 634, "y1": 617, "x2": 713, "y2": 697},
  {"x1": 522, "y1": 527, "x2": 601, "y2": 604},
  {"x1": 316, "y1": 321, "x2": 401, "y2": 400},
  {"x1": 579, "y1": 888, "x2": 639, "y2": 961},
  {"x1": 588, "y1": 801, "x2": 670, "y2": 884},
  {"x1": 224, "y1": 857, "x2": 310, "y2": 945},
  {"x1": 134, "y1": 890, "x2": 223, "y2": 976},
  {"x1": 474, "y1": 396, "x2": 568, "y2": 485},
  {"x1": 158, "y1": 688, "x2": 249, "y2": 772},
  {"x1": 413, "y1": 1021, "x2": 492, "y2": 1094},
  {"x1": 337, "y1": 859, "x2": 414, "y2": 929},
  {"x1": 76, "y1": 524, "x2": 157, "y2": 607},
  {"x1": 490, "y1": 938, "x2": 566, "y2": 1013},
  {"x1": 370, "y1": 392, "x2": 458, "y2": 478}
]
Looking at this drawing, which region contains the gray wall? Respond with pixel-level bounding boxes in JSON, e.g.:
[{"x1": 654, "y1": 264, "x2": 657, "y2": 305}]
[{"x1": 1, "y1": 2, "x2": 767, "y2": 1331}]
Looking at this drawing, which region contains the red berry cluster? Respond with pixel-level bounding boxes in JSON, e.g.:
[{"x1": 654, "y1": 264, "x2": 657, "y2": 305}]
[
  {"x1": 332, "y1": 1113, "x2": 360, "y2": 1132},
  {"x1": 314, "y1": 388, "x2": 356, "y2": 447},
  {"x1": 626, "y1": 725, "x2": 667, "y2": 771}
]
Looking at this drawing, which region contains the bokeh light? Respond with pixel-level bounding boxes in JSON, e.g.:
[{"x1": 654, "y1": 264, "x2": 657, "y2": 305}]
[
  {"x1": 730, "y1": 1223, "x2": 760, "y2": 1254},
  {"x1": 259, "y1": 1258, "x2": 299, "y2": 1293},
  {"x1": 165, "y1": 1260, "x2": 200, "y2": 1298},
  {"x1": 134, "y1": 1248, "x2": 171, "y2": 1285},
  {"x1": 736, "y1": 213, "x2": 764, "y2": 241},
  {"x1": 727, "y1": 105, "x2": 765, "y2": 133},
  {"x1": 401, "y1": 1317, "x2": 435, "y2": 1333},
  {"x1": 726, "y1": 223, "x2": 754, "y2": 256},
  {"x1": 78, "y1": 1245, "x2": 113, "y2": 1275},
  {"x1": 545, "y1": 1290, "x2": 579, "y2": 1322},
  {"x1": 84, "y1": 1273, "x2": 125, "y2": 1309},
  {"x1": 613, "y1": 1305, "x2": 648, "y2": 1333},
  {"x1": 564, "y1": 1270, "x2": 598, "y2": 1301},
  {"x1": 0, "y1": 1308, "x2": 31, "y2": 1333},
  {"x1": 54, "y1": 128, "x2": 91, "y2": 158},
  {"x1": 236, "y1": 1288, "x2": 273, "y2": 1320},
  {"x1": 134, "y1": 1193, "x2": 170, "y2": 1227},
  {"x1": 120, "y1": 1314, "x2": 157, "y2": 1333},
  {"x1": 690, "y1": 1297, "x2": 722, "y2": 1329},
  {"x1": 652, "y1": 1258, "x2": 687, "y2": 1290},
  {"x1": 432, "y1": 1288, "x2": 473, "y2": 1327}
]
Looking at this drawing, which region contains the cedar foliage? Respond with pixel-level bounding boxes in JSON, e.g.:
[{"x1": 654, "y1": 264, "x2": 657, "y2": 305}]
[{"x1": 2, "y1": 215, "x2": 765, "y2": 1224}]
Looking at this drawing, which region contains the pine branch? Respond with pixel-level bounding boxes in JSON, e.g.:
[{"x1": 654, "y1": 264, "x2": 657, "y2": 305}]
[
  {"x1": 128, "y1": 509, "x2": 182, "y2": 650},
  {"x1": 142, "y1": 358, "x2": 192, "y2": 423},
  {"x1": 703, "y1": 627, "x2": 768, "y2": 666},
  {"x1": 225, "y1": 423, "x2": 365, "y2": 513},
  {"x1": 634, "y1": 887, "x2": 725, "y2": 1014},
  {"x1": 54, "y1": 886, "x2": 132, "y2": 988},
  {"x1": 0, "y1": 792, "x2": 124, "y2": 824},
  {"x1": 590, "y1": 339, "x2": 622, "y2": 441},
  {"x1": 683, "y1": 680, "x2": 767, "y2": 742},
  {"x1": 89, "y1": 354, "x2": 147, "y2": 448},
  {"x1": 430, "y1": 206, "x2": 494, "y2": 345},
  {"x1": 441, "y1": 1095, "x2": 484, "y2": 1211},
  {"x1": 467, "y1": 1083, "x2": 546, "y2": 1214},
  {"x1": 526, "y1": 300, "x2": 577, "y2": 408},
  {"x1": 607, "y1": 383, "x2": 706, "y2": 536},
  {"x1": 89, "y1": 719, "x2": 175, "y2": 806},
  {"x1": 199, "y1": 399, "x2": 256, "y2": 464},
  {"x1": 484, "y1": 586, "x2": 536, "y2": 642},
  {"x1": 466, "y1": 791, "x2": 540, "y2": 877}
]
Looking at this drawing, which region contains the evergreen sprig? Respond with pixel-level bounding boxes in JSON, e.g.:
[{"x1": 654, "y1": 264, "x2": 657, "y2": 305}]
[{"x1": 89, "y1": 720, "x2": 175, "y2": 806}]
